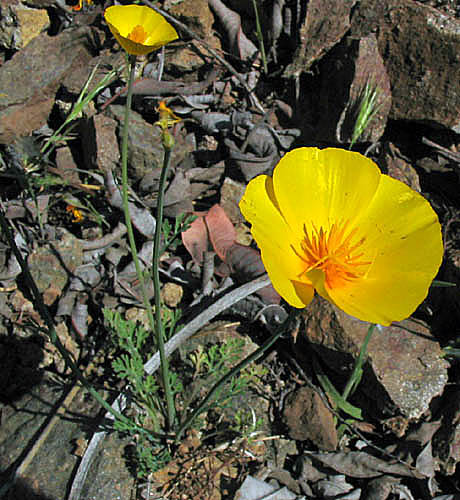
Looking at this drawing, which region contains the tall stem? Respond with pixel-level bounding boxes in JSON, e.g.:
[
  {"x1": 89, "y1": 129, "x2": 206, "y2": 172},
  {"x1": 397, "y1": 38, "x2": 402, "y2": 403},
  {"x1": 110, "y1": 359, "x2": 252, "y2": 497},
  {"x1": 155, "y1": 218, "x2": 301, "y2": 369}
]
[
  {"x1": 153, "y1": 143, "x2": 176, "y2": 429},
  {"x1": 0, "y1": 209, "x2": 140, "y2": 432},
  {"x1": 342, "y1": 324, "x2": 376, "y2": 401},
  {"x1": 120, "y1": 56, "x2": 175, "y2": 429}
]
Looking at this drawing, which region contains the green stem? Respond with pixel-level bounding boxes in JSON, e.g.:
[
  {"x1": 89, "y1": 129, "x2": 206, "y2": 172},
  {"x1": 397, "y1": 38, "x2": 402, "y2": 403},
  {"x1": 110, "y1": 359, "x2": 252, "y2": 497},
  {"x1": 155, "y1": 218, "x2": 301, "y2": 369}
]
[
  {"x1": 153, "y1": 144, "x2": 176, "y2": 430},
  {"x1": 342, "y1": 323, "x2": 376, "y2": 401},
  {"x1": 251, "y1": 0, "x2": 268, "y2": 74},
  {"x1": 0, "y1": 209, "x2": 147, "y2": 434},
  {"x1": 176, "y1": 309, "x2": 296, "y2": 440},
  {"x1": 120, "y1": 56, "x2": 175, "y2": 429}
]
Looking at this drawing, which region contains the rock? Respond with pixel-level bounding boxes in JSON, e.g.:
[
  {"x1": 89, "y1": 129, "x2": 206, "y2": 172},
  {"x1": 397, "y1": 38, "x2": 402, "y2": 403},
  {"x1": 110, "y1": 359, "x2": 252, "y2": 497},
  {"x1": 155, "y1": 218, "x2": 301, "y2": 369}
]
[
  {"x1": 301, "y1": 297, "x2": 449, "y2": 419},
  {"x1": 354, "y1": 0, "x2": 460, "y2": 131},
  {"x1": 316, "y1": 33, "x2": 392, "y2": 144},
  {"x1": 283, "y1": 385, "x2": 338, "y2": 450},
  {"x1": 220, "y1": 177, "x2": 246, "y2": 224},
  {"x1": 79, "y1": 432, "x2": 135, "y2": 500},
  {"x1": 0, "y1": 26, "x2": 94, "y2": 144},
  {"x1": 0, "y1": 0, "x2": 49, "y2": 51},
  {"x1": 168, "y1": 0, "x2": 221, "y2": 74},
  {"x1": 378, "y1": 143, "x2": 421, "y2": 192},
  {"x1": 108, "y1": 104, "x2": 164, "y2": 182},
  {"x1": 161, "y1": 282, "x2": 183, "y2": 307},
  {"x1": 27, "y1": 229, "x2": 84, "y2": 306},
  {"x1": 433, "y1": 390, "x2": 460, "y2": 475},
  {"x1": 283, "y1": 0, "x2": 358, "y2": 78},
  {"x1": 55, "y1": 146, "x2": 81, "y2": 186},
  {"x1": 82, "y1": 112, "x2": 120, "y2": 174},
  {"x1": 0, "y1": 374, "x2": 134, "y2": 499}
]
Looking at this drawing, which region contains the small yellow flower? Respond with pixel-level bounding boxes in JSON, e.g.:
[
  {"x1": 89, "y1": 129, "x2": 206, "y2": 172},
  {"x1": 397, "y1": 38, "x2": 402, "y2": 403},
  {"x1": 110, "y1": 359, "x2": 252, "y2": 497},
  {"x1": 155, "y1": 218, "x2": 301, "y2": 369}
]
[
  {"x1": 155, "y1": 101, "x2": 180, "y2": 130},
  {"x1": 72, "y1": 0, "x2": 93, "y2": 12},
  {"x1": 66, "y1": 205, "x2": 84, "y2": 223},
  {"x1": 239, "y1": 147, "x2": 443, "y2": 325},
  {"x1": 104, "y1": 5, "x2": 178, "y2": 56}
]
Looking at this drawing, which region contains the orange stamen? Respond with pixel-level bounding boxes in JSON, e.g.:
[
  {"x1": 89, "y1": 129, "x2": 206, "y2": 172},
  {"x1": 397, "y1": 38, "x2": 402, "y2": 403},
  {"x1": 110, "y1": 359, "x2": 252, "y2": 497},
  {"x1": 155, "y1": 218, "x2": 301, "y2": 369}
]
[
  {"x1": 128, "y1": 25, "x2": 148, "y2": 44},
  {"x1": 300, "y1": 220, "x2": 371, "y2": 288}
]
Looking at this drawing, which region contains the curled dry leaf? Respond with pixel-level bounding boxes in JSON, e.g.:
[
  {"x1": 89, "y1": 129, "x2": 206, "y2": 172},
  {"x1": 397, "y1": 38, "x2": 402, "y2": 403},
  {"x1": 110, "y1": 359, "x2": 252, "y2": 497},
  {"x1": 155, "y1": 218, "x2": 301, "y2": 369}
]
[
  {"x1": 205, "y1": 204, "x2": 237, "y2": 261},
  {"x1": 191, "y1": 110, "x2": 232, "y2": 134},
  {"x1": 226, "y1": 243, "x2": 280, "y2": 304},
  {"x1": 305, "y1": 451, "x2": 422, "y2": 479},
  {"x1": 71, "y1": 300, "x2": 88, "y2": 339},
  {"x1": 208, "y1": 0, "x2": 258, "y2": 61},
  {"x1": 181, "y1": 215, "x2": 208, "y2": 266},
  {"x1": 227, "y1": 138, "x2": 280, "y2": 181},
  {"x1": 181, "y1": 204, "x2": 237, "y2": 264}
]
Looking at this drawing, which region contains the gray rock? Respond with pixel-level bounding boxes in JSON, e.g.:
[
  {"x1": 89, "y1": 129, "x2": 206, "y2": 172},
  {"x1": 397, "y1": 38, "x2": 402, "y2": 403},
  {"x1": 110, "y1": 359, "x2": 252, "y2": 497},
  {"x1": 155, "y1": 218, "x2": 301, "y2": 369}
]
[
  {"x1": 356, "y1": 0, "x2": 460, "y2": 130},
  {"x1": 301, "y1": 297, "x2": 448, "y2": 419},
  {"x1": 0, "y1": 26, "x2": 94, "y2": 144}
]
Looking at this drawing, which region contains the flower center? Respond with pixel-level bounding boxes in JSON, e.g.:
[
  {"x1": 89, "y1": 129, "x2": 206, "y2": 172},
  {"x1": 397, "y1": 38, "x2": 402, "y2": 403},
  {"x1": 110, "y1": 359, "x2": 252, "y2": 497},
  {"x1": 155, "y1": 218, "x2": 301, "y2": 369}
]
[
  {"x1": 300, "y1": 220, "x2": 370, "y2": 289},
  {"x1": 128, "y1": 25, "x2": 148, "y2": 44}
]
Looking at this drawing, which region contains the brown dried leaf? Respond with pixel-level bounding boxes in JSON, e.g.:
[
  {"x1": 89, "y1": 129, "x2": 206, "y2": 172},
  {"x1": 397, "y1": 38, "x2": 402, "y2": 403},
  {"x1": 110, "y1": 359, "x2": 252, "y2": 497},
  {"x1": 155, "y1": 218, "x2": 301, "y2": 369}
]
[
  {"x1": 205, "y1": 204, "x2": 237, "y2": 261},
  {"x1": 209, "y1": 0, "x2": 257, "y2": 61},
  {"x1": 306, "y1": 451, "x2": 421, "y2": 479},
  {"x1": 181, "y1": 215, "x2": 208, "y2": 265}
]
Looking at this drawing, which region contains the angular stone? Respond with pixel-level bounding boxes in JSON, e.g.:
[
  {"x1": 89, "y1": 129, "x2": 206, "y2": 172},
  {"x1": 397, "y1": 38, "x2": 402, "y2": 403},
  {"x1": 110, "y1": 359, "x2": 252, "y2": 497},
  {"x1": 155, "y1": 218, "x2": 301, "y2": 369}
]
[
  {"x1": 283, "y1": 0, "x2": 357, "y2": 78},
  {"x1": 82, "y1": 112, "x2": 120, "y2": 174},
  {"x1": 27, "y1": 229, "x2": 84, "y2": 305},
  {"x1": 316, "y1": 33, "x2": 392, "y2": 144},
  {"x1": 0, "y1": 1, "x2": 49, "y2": 51},
  {"x1": 378, "y1": 142, "x2": 421, "y2": 192},
  {"x1": 374, "y1": 0, "x2": 460, "y2": 130},
  {"x1": 283, "y1": 385, "x2": 338, "y2": 450},
  {"x1": 0, "y1": 375, "x2": 134, "y2": 499},
  {"x1": 107, "y1": 104, "x2": 164, "y2": 182},
  {"x1": 168, "y1": 0, "x2": 221, "y2": 73},
  {"x1": 301, "y1": 297, "x2": 448, "y2": 419},
  {"x1": 0, "y1": 26, "x2": 94, "y2": 144}
]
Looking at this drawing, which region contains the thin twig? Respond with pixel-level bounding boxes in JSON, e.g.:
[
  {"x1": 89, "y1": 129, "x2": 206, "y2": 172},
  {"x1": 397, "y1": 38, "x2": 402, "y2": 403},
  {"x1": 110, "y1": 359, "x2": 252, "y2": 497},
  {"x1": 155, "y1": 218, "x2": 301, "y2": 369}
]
[{"x1": 80, "y1": 222, "x2": 127, "y2": 251}]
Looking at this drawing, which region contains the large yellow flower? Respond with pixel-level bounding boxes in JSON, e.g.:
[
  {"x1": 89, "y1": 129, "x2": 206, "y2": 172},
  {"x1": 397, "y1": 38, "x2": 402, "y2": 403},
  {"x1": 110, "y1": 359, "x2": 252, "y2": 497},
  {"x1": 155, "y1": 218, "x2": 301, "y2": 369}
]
[
  {"x1": 104, "y1": 5, "x2": 178, "y2": 56},
  {"x1": 239, "y1": 147, "x2": 443, "y2": 326}
]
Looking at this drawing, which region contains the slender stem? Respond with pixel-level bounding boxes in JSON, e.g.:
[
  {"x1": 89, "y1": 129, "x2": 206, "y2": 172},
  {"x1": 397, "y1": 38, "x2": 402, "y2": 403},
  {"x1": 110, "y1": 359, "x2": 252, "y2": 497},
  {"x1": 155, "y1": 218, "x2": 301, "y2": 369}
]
[
  {"x1": 121, "y1": 56, "x2": 151, "y2": 309},
  {"x1": 0, "y1": 209, "x2": 139, "y2": 431},
  {"x1": 120, "y1": 55, "x2": 161, "y2": 389},
  {"x1": 120, "y1": 56, "x2": 174, "y2": 429},
  {"x1": 342, "y1": 323, "x2": 376, "y2": 401},
  {"x1": 251, "y1": 0, "x2": 268, "y2": 74},
  {"x1": 176, "y1": 308, "x2": 296, "y2": 440},
  {"x1": 153, "y1": 143, "x2": 176, "y2": 429}
]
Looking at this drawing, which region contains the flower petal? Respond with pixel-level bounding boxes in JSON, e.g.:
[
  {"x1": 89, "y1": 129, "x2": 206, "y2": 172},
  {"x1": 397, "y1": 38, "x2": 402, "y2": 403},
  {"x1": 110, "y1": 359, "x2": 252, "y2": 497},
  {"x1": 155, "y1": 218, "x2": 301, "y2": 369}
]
[
  {"x1": 272, "y1": 148, "x2": 381, "y2": 239},
  {"x1": 239, "y1": 174, "x2": 314, "y2": 308},
  {"x1": 105, "y1": 5, "x2": 178, "y2": 56},
  {"x1": 327, "y1": 174, "x2": 443, "y2": 325}
]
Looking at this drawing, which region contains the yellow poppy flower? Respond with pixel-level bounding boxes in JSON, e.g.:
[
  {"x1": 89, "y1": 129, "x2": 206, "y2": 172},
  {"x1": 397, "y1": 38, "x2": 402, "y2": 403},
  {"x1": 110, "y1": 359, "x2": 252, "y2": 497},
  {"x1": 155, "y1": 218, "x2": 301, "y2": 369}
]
[
  {"x1": 104, "y1": 5, "x2": 178, "y2": 56},
  {"x1": 239, "y1": 147, "x2": 443, "y2": 326}
]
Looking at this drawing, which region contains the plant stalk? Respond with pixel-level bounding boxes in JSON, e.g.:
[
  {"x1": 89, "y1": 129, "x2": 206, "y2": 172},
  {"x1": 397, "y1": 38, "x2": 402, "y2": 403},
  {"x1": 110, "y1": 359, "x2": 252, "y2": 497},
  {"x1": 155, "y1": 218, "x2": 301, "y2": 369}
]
[
  {"x1": 251, "y1": 0, "x2": 268, "y2": 74},
  {"x1": 342, "y1": 323, "x2": 376, "y2": 401},
  {"x1": 0, "y1": 209, "x2": 142, "y2": 433},
  {"x1": 153, "y1": 143, "x2": 176, "y2": 430},
  {"x1": 120, "y1": 56, "x2": 175, "y2": 429}
]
